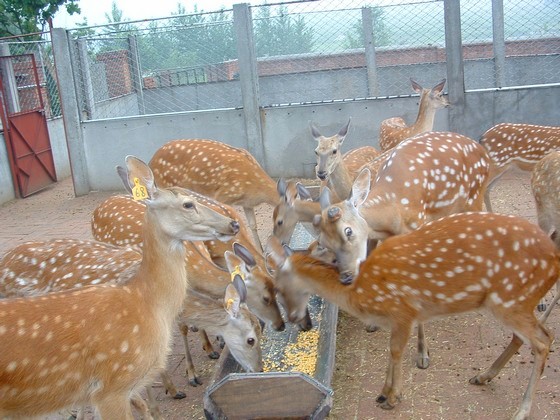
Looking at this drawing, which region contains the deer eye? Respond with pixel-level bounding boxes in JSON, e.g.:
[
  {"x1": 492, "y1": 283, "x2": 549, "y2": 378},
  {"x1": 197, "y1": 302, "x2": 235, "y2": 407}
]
[
  {"x1": 247, "y1": 337, "x2": 255, "y2": 346},
  {"x1": 263, "y1": 296, "x2": 271, "y2": 305},
  {"x1": 332, "y1": 149, "x2": 337, "y2": 155},
  {"x1": 277, "y1": 219, "x2": 283, "y2": 226},
  {"x1": 183, "y1": 202, "x2": 194, "y2": 209},
  {"x1": 344, "y1": 227, "x2": 353, "y2": 238}
]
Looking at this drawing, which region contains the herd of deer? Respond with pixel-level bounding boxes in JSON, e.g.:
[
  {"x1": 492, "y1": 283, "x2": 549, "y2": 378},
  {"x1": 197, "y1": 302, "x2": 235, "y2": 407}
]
[{"x1": 1, "y1": 78, "x2": 559, "y2": 420}]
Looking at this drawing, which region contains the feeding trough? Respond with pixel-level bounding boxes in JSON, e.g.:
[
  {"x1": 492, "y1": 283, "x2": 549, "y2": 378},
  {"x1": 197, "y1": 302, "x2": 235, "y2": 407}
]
[{"x1": 204, "y1": 223, "x2": 338, "y2": 419}]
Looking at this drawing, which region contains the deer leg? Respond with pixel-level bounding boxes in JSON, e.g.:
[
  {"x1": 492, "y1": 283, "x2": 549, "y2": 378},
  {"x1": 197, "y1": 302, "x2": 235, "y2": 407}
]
[
  {"x1": 483, "y1": 167, "x2": 509, "y2": 213},
  {"x1": 199, "y1": 329, "x2": 220, "y2": 359},
  {"x1": 178, "y1": 320, "x2": 203, "y2": 386},
  {"x1": 159, "y1": 370, "x2": 186, "y2": 399},
  {"x1": 416, "y1": 322, "x2": 430, "y2": 369},
  {"x1": 243, "y1": 206, "x2": 264, "y2": 251},
  {"x1": 130, "y1": 391, "x2": 159, "y2": 420},
  {"x1": 539, "y1": 282, "x2": 560, "y2": 323},
  {"x1": 95, "y1": 394, "x2": 134, "y2": 420},
  {"x1": 512, "y1": 323, "x2": 552, "y2": 420},
  {"x1": 377, "y1": 322, "x2": 412, "y2": 409}
]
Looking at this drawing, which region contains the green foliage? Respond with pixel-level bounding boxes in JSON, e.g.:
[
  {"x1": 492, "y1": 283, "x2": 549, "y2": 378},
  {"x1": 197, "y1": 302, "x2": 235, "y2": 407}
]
[
  {"x1": 344, "y1": 7, "x2": 390, "y2": 49},
  {"x1": 254, "y1": 5, "x2": 314, "y2": 57},
  {"x1": 0, "y1": 0, "x2": 80, "y2": 37}
]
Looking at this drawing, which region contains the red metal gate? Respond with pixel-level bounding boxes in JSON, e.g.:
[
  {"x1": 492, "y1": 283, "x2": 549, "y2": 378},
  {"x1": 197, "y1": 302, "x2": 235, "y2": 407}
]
[{"x1": 0, "y1": 53, "x2": 57, "y2": 198}]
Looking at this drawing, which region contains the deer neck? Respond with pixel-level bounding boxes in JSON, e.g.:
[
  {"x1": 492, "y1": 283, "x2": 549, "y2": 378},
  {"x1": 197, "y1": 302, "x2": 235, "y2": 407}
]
[
  {"x1": 329, "y1": 158, "x2": 354, "y2": 200},
  {"x1": 412, "y1": 92, "x2": 437, "y2": 134},
  {"x1": 294, "y1": 199, "x2": 322, "y2": 223},
  {"x1": 183, "y1": 288, "x2": 229, "y2": 332},
  {"x1": 286, "y1": 254, "x2": 363, "y2": 318},
  {"x1": 136, "y1": 213, "x2": 188, "y2": 321}
]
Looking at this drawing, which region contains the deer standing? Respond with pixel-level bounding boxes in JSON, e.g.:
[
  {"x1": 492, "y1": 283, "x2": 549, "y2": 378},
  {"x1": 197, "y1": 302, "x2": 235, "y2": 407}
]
[
  {"x1": 267, "y1": 212, "x2": 560, "y2": 420},
  {"x1": 311, "y1": 118, "x2": 380, "y2": 202},
  {"x1": 378, "y1": 78, "x2": 449, "y2": 151},
  {"x1": 0, "y1": 156, "x2": 240, "y2": 418},
  {"x1": 480, "y1": 122, "x2": 560, "y2": 212},
  {"x1": 149, "y1": 139, "x2": 278, "y2": 250}
]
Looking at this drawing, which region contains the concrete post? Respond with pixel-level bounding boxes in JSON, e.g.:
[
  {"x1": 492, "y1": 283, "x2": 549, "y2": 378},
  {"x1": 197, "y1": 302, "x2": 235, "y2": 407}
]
[
  {"x1": 77, "y1": 39, "x2": 95, "y2": 120},
  {"x1": 492, "y1": 0, "x2": 506, "y2": 88},
  {"x1": 51, "y1": 28, "x2": 90, "y2": 196},
  {"x1": 233, "y1": 3, "x2": 265, "y2": 166},
  {"x1": 443, "y1": 0, "x2": 466, "y2": 135},
  {"x1": 128, "y1": 35, "x2": 145, "y2": 115},
  {"x1": 0, "y1": 43, "x2": 21, "y2": 113},
  {"x1": 362, "y1": 7, "x2": 379, "y2": 97}
]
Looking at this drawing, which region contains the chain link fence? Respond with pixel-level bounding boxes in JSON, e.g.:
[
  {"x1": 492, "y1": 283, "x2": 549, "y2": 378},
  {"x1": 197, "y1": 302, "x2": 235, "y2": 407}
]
[
  {"x1": 1, "y1": 0, "x2": 557, "y2": 122},
  {"x1": 0, "y1": 32, "x2": 61, "y2": 120}
]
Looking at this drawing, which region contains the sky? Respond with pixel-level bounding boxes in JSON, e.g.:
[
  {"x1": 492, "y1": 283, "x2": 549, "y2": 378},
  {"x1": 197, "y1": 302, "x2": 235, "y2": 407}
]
[{"x1": 52, "y1": 0, "x2": 266, "y2": 28}]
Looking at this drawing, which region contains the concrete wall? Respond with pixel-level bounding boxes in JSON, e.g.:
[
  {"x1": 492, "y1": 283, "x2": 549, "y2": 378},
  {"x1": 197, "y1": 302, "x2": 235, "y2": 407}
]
[{"x1": 79, "y1": 83, "x2": 560, "y2": 190}]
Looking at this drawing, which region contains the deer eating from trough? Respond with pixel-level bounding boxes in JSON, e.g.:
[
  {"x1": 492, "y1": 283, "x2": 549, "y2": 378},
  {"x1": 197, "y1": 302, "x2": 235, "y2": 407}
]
[
  {"x1": 0, "y1": 156, "x2": 240, "y2": 418},
  {"x1": 480, "y1": 122, "x2": 560, "y2": 212},
  {"x1": 378, "y1": 78, "x2": 449, "y2": 151},
  {"x1": 149, "y1": 139, "x2": 279, "y2": 250},
  {"x1": 267, "y1": 211, "x2": 560, "y2": 420}
]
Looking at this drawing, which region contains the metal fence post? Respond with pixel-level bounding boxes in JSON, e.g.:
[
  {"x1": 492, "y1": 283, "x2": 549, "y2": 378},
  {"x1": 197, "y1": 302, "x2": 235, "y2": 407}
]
[
  {"x1": 0, "y1": 43, "x2": 21, "y2": 113},
  {"x1": 51, "y1": 27, "x2": 90, "y2": 196},
  {"x1": 443, "y1": 0, "x2": 466, "y2": 135},
  {"x1": 233, "y1": 3, "x2": 265, "y2": 166},
  {"x1": 362, "y1": 7, "x2": 379, "y2": 97},
  {"x1": 128, "y1": 35, "x2": 145, "y2": 115},
  {"x1": 492, "y1": 0, "x2": 505, "y2": 88}
]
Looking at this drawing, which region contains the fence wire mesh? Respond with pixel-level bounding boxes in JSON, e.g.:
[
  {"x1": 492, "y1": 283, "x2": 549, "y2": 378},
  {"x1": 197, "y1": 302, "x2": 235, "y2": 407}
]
[
  {"x1": 1, "y1": 33, "x2": 61, "y2": 119},
  {"x1": 2, "y1": 0, "x2": 556, "y2": 122}
]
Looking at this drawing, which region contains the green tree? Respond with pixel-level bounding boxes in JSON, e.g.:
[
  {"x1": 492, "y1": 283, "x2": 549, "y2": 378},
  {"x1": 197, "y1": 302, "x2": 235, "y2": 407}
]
[
  {"x1": 344, "y1": 7, "x2": 390, "y2": 49},
  {"x1": 254, "y1": 5, "x2": 314, "y2": 57},
  {"x1": 0, "y1": 0, "x2": 80, "y2": 37}
]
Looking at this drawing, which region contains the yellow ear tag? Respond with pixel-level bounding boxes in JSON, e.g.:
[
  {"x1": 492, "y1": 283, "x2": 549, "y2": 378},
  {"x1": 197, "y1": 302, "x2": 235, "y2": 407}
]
[
  {"x1": 132, "y1": 178, "x2": 148, "y2": 201},
  {"x1": 226, "y1": 298, "x2": 235, "y2": 310},
  {"x1": 230, "y1": 265, "x2": 245, "y2": 282}
]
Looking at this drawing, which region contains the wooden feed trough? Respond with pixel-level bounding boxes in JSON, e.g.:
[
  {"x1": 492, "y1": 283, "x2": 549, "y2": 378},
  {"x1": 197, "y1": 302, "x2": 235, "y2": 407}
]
[{"x1": 204, "y1": 223, "x2": 339, "y2": 419}]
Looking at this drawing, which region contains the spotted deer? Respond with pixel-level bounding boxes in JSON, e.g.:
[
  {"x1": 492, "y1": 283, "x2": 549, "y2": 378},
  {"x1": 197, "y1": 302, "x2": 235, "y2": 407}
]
[
  {"x1": 91, "y1": 194, "x2": 286, "y2": 336},
  {"x1": 149, "y1": 139, "x2": 279, "y2": 250},
  {"x1": 0, "y1": 156, "x2": 240, "y2": 418},
  {"x1": 378, "y1": 78, "x2": 449, "y2": 151},
  {"x1": 311, "y1": 118, "x2": 380, "y2": 201},
  {"x1": 532, "y1": 150, "x2": 560, "y2": 247},
  {"x1": 267, "y1": 212, "x2": 560, "y2": 420},
  {"x1": 480, "y1": 123, "x2": 560, "y2": 212}
]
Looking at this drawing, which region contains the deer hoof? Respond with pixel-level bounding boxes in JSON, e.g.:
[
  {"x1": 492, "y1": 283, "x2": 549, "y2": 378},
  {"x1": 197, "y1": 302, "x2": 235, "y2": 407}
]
[
  {"x1": 417, "y1": 355, "x2": 430, "y2": 369},
  {"x1": 189, "y1": 377, "x2": 203, "y2": 387},
  {"x1": 208, "y1": 351, "x2": 220, "y2": 359},
  {"x1": 469, "y1": 375, "x2": 487, "y2": 385},
  {"x1": 173, "y1": 391, "x2": 187, "y2": 399},
  {"x1": 376, "y1": 394, "x2": 387, "y2": 404},
  {"x1": 537, "y1": 303, "x2": 547, "y2": 312}
]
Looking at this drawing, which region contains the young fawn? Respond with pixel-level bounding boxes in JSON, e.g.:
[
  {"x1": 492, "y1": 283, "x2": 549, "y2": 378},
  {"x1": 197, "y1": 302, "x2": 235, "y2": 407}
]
[
  {"x1": 267, "y1": 212, "x2": 560, "y2": 420},
  {"x1": 0, "y1": 156, "x2": 240, "y2": 418},
  {"x1": 149, "y1": 138, "x2": 279, "y2": 250},
  {"x1": 378, "y1": 78, "x2": 449, "y2": 151},
  {"x1": 480, "y1": 122, "x2": 560, "y2": 212}
]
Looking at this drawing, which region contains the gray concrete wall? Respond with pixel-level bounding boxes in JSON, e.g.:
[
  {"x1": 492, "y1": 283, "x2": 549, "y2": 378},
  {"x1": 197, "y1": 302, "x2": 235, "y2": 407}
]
[{"x1": 0, "y1": 133, "x2": 15, "y2": 203}]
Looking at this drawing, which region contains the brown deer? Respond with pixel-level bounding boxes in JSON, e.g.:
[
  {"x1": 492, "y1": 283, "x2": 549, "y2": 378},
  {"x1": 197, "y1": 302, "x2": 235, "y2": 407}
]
[
  {"x1": 378, "y1": 78, "x2": 449, "y2": 151},
  {"x1": 311, "y1": 118, "x2": 380, "y2": 201},
  {"x1": 267, "y1": 212, "x2": 560, "y2": 420},
  {"x1": 149, "y1": 139, "x2": 278, "y2": 250},
  {"x1": 0, "y1": 156, "x2": 240, "y2": 418},
  {"x1": 91, "y1": 194, "x2": 285, "y2": 334},
  {"x1": 532, "y1": 150, "x2": 560, "y2": 247},
  {"x1": 480, "y1": 122, "x2": 560, "y2": 212}
]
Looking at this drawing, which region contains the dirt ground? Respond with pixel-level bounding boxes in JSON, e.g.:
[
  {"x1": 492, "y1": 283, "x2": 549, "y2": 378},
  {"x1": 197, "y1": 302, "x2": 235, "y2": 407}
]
[{"x1": 0, "y1": 169, "x2": 559, "y2": 419}]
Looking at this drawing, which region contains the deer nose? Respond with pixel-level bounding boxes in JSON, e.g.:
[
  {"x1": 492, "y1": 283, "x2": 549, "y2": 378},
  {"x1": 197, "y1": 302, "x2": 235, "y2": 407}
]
[
  {"x1": 317, "y1": 170, "x2": 327, "y2": 180},
  {"x1": 297, "y1": 308, "x2": 313, "y2": 331},
  {"x1": 275, "y1": 321, "x2": 286, "y2": 332},
  {"x1": 340, "y1": 271, "x2": 354, "y2": 285},
  {"x1": 230, "y1": 220, "x2": 240, "y2": 234}
]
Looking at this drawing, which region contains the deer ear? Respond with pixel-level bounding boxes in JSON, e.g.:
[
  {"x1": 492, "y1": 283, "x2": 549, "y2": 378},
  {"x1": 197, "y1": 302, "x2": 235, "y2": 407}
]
[
  {"x1": 319, "y1": 187, "x2": 332, "y2": 210},
  {"x1": 349, "y1": 168, "x2": 370, "y2": 208},
  {"x1": 296, "y1": 183, "x2": 312, "y2": 201},
  {"x1": 433, "y1": 78, "x2": 446, "y2": 93},
  {"x1": 232, "y1": 242, "x2": 256, "y2": 268},
  {"x1": 224, "y1": 250, "x2": 249, "y2": 281},
  {"x1": 224, "y1": 281, "x2": 242, "y2": 318},
  {"x1": 410, "y1": 78, "x2": 423, "y2": 94},
  {"x1": 337, "y1": 118, "x2": 351, "y2": 140},
  {"x1": 121, "y1": 156, "x2": 157, "y2": 200},
  {"x1": 310, "y1": 122, "x2": 322, "y2": 141},
  {"x1": 264, "y1": 236, "x2": 287, "y2": 270},
  {"x1": 277, "y1": 178, "x2": 287, "y2": 197}
]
